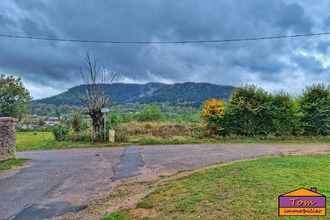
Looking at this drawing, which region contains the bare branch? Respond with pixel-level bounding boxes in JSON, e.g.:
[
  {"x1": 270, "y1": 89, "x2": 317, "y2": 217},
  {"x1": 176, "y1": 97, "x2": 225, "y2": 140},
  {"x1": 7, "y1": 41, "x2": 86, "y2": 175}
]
[{"x1": 68, "y1": 51, "x2": 124, "y2": 139}]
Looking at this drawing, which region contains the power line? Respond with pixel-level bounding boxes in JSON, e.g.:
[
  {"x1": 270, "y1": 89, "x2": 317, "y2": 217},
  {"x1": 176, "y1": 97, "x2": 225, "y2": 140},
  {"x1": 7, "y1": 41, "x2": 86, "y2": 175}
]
[{"x1": 0, "y1": 32, "x2": 329, "y2": 44}]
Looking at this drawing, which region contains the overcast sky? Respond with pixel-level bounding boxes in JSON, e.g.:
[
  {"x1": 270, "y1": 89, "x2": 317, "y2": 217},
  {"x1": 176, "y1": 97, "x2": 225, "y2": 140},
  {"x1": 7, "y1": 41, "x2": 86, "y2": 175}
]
[{"x1": 0, "y1": 0, "x2": 329, "y2": 99}]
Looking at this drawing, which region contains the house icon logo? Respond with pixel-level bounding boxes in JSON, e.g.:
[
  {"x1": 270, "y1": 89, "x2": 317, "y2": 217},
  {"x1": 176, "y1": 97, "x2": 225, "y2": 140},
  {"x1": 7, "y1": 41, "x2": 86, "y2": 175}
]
[{"x1": 278, "y1": 187, "x2": 326, "y2": 216}]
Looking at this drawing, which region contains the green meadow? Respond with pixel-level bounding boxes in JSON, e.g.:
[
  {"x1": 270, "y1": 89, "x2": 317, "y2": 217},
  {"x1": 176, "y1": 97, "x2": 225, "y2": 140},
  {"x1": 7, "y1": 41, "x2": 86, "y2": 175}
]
[
  {"x1": 103, "y1": 155, "x2": 330, "y2": 219},
  {"x1": 16, "y1": 132, "x2": 126, "y2": 151}
]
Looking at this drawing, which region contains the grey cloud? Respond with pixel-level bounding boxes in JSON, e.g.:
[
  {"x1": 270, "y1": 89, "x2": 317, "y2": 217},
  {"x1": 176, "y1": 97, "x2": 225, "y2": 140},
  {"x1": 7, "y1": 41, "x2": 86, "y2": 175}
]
[
  {"x1": 0, "y1": 0, "x2": 327, "y2": 99},
  {"x1": 292, "y1": 54, "x2": 326, "y2": 74}
]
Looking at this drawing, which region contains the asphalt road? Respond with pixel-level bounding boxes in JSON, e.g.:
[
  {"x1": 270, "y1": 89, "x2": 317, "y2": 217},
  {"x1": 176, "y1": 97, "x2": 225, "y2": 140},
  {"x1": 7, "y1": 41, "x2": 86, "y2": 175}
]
[{"x1": 0, "y1": 143, "x2": 329, "y2": 219}]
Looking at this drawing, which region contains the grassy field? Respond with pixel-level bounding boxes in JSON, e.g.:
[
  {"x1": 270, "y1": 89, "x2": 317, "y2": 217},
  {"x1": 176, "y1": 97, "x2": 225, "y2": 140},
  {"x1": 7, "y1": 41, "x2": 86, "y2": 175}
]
[
  {"x1": 103, "y1": 155, "x2": 330, "y2": 219},
  {"x1": 16, "y1": 130, "x2": 330, "y2": 152},
  {"x1": 0, "y1": 158, "x2": 30, "y2": 171},
  {"x1": 16, "y1": 132, "x2": 128, "y2": 151}
]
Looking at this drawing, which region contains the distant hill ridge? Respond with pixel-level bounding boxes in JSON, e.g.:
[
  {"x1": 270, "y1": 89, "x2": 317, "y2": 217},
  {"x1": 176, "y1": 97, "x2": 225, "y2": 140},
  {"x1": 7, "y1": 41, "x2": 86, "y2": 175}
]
[{"x1": 34, "y1": 82, "x2": 236, "y2": 107}]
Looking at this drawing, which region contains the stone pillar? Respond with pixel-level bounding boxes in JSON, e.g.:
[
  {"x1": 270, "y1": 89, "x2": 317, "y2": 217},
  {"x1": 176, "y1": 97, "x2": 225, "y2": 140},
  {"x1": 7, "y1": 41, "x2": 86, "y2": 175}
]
[
  {"x1": 109, "y1": 130, "x2": 115, "y2": 142},
  {"x1": 0, "y1": 117, "x2": 18, "y2": 162}
]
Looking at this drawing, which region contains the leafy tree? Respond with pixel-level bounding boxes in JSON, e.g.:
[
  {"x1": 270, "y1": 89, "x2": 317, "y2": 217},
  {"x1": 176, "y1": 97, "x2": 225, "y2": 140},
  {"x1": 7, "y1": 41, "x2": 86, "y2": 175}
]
[
  {"x1": 69, "y1": 52, "x2": 122, "y2": 140},
  {"x1": 38, "y1": 118, "x2": 46, "y2": 126},
  {"x1": 298, "y1": 84, "x2": 330, "y2": 135},
  {"x1": 0, "y1": 74, "x2": 32, "y2": 118}
]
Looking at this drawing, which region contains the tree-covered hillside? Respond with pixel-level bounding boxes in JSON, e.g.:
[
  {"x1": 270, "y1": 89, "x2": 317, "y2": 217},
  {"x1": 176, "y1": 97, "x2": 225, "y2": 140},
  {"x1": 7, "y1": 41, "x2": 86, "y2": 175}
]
[
  {"x1": 33, "y1": 82, "x2": 235, "y2": 108},
  {"x1": 135, "y1": 82, "x2": 235, "y2": 107},
  {"x1": 34, "y1": 82, "x2": 166, "y2": 106}
]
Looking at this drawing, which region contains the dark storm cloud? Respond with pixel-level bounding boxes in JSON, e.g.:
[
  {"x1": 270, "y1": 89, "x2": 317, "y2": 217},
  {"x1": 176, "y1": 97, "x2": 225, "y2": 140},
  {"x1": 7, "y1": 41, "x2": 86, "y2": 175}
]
[
  {"x1": 0, "y1": 0, "x2": 328, "y2": 98},
  {"x1": 292, "y1": 54, "x2": 326, "y2": 74}
]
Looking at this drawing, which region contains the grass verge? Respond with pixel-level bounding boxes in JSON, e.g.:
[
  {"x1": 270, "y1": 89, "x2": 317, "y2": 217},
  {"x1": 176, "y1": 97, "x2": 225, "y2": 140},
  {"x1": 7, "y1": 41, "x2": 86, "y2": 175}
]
[
  {"x1": 16, "y1": 132, "x2": 330, "y2": 152},
  {"x1": 138, "y1": 135, "x2": 330, "y2": 145},
  {"x1": 0, "y1": 158, "x2": 30, "y2": 171},
  {"x1": 103, "y1": 155, "x2": 330, "y2": 219},
  {"x1": 16, "y1": 132, "x2": 130, "y2": 151}
]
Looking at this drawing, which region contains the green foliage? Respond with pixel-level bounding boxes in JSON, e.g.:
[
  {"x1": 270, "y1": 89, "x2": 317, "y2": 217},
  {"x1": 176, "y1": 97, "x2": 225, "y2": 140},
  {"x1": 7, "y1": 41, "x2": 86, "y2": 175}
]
[
  {"x1": 114, "y1": 128, "x2": 129, "y2": 142},
  {"x1": 33, "y1": 82, "x2": 234, "y2": 108},
  {"x1": 269, "y1": 92, "x2": 302, "y2": 135},
  {"x1": 51, "y1": 125, "x2": 69, "y2": 141},
  {"x1": 200, "y1": 84, "x2": 329, "y2": 137},
  {"x1": 102, "y1": 210, "x2": 130, "y2": 220},
  {"x1": 71, "y1": 113, "x2": 83, "y2": 133},
  {"x1": 94, "y1": 112, "x2": 126, "y2": 142},
  {"x1": 298, "y1": 83, "x2": 330, "y2": 135},
  {"x1": 136, "y1": 104, "x2": 165, "y2": 122},
  {"x1": 38, "y1": 118, "x2": 46, "y2": 126},
  {"x1": 223, "y1": 85, "x2": 269, "y2": 135},
  {"x1": 107, "y1": 112, "x2": 125, "y2": 127},
  {"x1": 69, "y1": 130, "x2": 90, "y2": 142},
  {"x1": 0, "y1": 74, "x2": 32, "y2": 118},
  {"x1": 29, "y1": 104, "x2": 72, "y2": 117},
  {"x1": 136, "y1": 82, "x2": 235, "y2": 108},
  {"x1": 222, "y1": 85, "x2": 302, "y2": 136},
  {"x1": 0, "y1": 158, "x2": 30, "y2": 171},
  {"x1": 200, "y1": 99, "x2": 226, "y2": 134},
  {"x1": 175, "y1": 111, "x2": 201, "y2": 123},
  {"x1": 34, "y1": 83, "x2": 166, "y2": 106}
]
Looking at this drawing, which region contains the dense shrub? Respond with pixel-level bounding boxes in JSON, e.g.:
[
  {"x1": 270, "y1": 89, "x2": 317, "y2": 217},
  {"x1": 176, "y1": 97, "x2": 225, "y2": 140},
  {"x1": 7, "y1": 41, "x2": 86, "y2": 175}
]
[
  {"x1": 94, "y1": 112, "x2": 125, "y2": 141},
  {"x1": 51, "y1": 125, "x2": 69, "y2": 141},
  {"x1": 71, "y1": 113, "x2": 83, "y2": 133},
  {"x1": 223, "y1": 85, "x2": 270, "y2": 135},
  {"x1": 269, "y1": 92, "x2": 302, "y2": 135},
  {"x1": 298, "y1": 84, "x2": 330, "y2": 135},
  {"x1": 175, "y1": 111, "x2": 201, "y2": 123},
  {"x1": 200, "y1": 99, "x2": 226, "y2": 134},
  {"x1": 136, "y1": 104, "x2": 165, "y2": 122},
  {"x1": 69, "y1": 130, "x2": 90, "y2": 142},
  {"x1": 204, "y1": 84, "x2": 304, "y2": 136},
  {"x1": 114, "y1": 127, "x2": 129, "y2": 142},
  {"x1": 107, "y1": 112, "x2": 125, "y2": 127},
  {"x1": 189, "y1": 123, "x2": 205, "y2": 138}
]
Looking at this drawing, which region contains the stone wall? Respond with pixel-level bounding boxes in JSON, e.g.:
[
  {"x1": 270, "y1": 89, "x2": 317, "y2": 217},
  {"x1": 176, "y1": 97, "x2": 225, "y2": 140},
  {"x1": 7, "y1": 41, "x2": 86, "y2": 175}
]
[{"x1": 0, "y1": 117, "x2": 18, "y2": 162}]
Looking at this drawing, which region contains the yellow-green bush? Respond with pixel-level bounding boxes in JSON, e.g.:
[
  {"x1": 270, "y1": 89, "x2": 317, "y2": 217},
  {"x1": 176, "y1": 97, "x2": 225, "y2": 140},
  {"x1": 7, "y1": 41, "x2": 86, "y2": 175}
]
[{"x1": 200, "y1": 98, "x2": 226, "y2": 134}]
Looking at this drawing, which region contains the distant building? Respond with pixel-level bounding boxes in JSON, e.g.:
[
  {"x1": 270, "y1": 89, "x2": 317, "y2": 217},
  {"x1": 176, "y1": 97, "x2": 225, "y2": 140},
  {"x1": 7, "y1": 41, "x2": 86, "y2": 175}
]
[{"x1": 45, "y1": 117, "x2": 60, "y2": 126}]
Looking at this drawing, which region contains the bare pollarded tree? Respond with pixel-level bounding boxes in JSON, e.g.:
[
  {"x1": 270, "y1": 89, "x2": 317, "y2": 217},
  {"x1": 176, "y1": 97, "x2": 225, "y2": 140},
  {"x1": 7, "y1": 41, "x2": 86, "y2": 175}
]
[{"x1": 69, "y1": 52, "x2": 122, "y2": 140}]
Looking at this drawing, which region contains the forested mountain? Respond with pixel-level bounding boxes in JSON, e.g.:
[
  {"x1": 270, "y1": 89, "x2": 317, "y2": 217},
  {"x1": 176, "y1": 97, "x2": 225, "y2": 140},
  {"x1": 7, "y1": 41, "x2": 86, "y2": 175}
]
[
  {"x1": 34, "y1": 82, "x2": 166, "y2": 106},
  {"x1": 135, "y1": 82, "x2": 235, "y2": 107},
  {"x1": 33, "y1": 82, "x2": 236, "y2": 108}
]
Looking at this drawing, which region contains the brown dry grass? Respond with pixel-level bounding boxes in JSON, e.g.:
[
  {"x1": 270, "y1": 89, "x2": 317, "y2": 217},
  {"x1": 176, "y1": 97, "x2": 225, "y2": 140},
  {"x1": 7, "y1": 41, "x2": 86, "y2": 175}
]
[{"x1": 115, "y1": 122, "x2": 192, "y2": 138}]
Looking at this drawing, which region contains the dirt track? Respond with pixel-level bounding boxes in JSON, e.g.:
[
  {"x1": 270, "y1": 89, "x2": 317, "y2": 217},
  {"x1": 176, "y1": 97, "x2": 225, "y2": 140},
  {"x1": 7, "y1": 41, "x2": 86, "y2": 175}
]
[{"x1": 0, "y1": 143, "x2": 329, "y2": 219}]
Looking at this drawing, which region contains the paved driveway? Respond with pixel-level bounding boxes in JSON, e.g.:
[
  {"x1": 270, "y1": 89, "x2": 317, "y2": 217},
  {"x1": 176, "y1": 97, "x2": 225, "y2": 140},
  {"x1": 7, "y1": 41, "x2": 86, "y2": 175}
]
[{"x1": 0, "y1": 143, "x2": 329, "y2": 219}]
